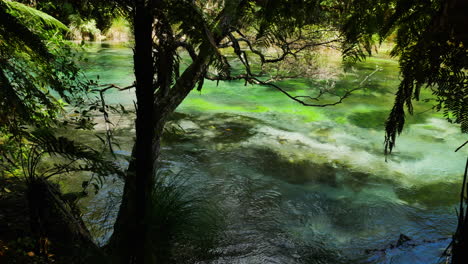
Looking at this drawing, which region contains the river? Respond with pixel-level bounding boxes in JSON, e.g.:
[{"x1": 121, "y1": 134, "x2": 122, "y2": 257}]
[{"x1": 75, "y1": 42, "x2": 467, "y2": 264}]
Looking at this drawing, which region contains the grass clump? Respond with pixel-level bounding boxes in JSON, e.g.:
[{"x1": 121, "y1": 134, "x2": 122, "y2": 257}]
[
  {"x1": 67, "y1": 14, "x2": 101, "y2": 41},
  {"x1": 104, "y1": 17, "x2": 131, "y2": 42},
  {"x1": 146, "y1": 172, "x2": 224, "y2": 263}
]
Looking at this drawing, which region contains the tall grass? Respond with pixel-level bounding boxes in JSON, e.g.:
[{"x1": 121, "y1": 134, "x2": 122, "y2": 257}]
[
  {"x1": 66, "y1": 16, "x2": 131, "y2": 42},
  {"x1": 67, "y1": 14, "x2": 101, "y2": 41},
  {"x1": 146, "y1": 172, "x2": 224, "y2": 263},
  {"x1": 104, "y1": 17, "x2": 131, "y2": 42}
]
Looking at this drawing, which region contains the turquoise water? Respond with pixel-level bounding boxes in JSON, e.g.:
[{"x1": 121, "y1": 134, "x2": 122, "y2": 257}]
[{"x1": 80, "y1": 42, "x2": 467, "y2": 263}]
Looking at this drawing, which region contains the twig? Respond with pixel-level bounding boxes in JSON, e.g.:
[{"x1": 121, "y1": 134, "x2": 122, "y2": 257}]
[
  {"x1": 99, "y1": 91, "x2": 114, "y2": 154},
  {"x1": 92, "y1": 83, "x2": 135, "y2": 154},
  {"x1": 252, "y1": 76, "x2": 360, "y2": 107},
  {"x1": 455, "y1": 141, "x2": 468, "y2": 152},
  {"x1": 91, "y1": 83, "x2": 135, "y2": 93}
]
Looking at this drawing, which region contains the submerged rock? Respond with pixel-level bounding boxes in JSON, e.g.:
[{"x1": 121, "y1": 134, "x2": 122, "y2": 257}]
[{"x1": 395, "y1": 234, "x2": 412, "y2": 247}]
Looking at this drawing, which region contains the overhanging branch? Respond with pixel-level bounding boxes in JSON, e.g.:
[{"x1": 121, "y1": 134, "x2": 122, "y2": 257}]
[{"x1": 206, "y1": 67, "x2": 381, "y2": 107}]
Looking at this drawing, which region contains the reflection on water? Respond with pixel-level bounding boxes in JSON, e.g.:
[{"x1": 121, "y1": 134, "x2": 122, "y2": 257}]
[{"x1": 79, "y1": 42, "x2": 467, "y2": 264}]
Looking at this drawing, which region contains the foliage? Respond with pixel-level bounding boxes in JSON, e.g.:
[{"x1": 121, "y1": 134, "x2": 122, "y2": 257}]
[
  {"x1": 20, "y1": 129, "x2": 123, "y2": 181},
  {"x1": 341, "y1": 0, "x2": 467, "y2": 153},
  {"x1": 3, "y1": 0, "x2": 68, "y2": 31},
  {"x1": 12, "y1": 0, "x2": 127, "y2": 41},
  {"x1": 104, "y1": 17, "x2": 131, "y2": 41},
  {"x1": 0, "y1": 0, "x2": 89, "y2": 132},
  {"x1": 16, "y1": 0, "x2": 122, "y2": 32},
  {"x1": 68, "y1": 14, "x2": 102, "y2": 40},
  {"x1": 0, "y1": 1, "x2": 99, "y2": 181}
]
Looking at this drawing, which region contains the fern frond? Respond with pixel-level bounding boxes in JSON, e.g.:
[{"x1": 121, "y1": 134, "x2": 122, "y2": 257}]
[
  {"x1": 2, "y1": 0, "x2": 68, "y2": 31},
  {"x1": 29, "y1": 129, "x2": 124, "y2": 178}
]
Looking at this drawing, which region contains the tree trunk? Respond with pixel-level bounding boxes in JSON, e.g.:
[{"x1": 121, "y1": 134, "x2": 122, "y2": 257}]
[
  {"x1": 108, "y1": 4, "x2": 215, "y2": 262},
  {"x1": 107, "y1": 1, "x2": 155, "y2": 263},
  {"x1": 108, "y1": 51, "x2": 212, "y2": 263},
  {"x1": 452, "y1": 158, "x2": 468, "y2": 263}
]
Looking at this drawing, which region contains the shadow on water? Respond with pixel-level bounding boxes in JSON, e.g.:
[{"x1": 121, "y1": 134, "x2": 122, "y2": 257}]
[
  {"x1": 78, "y1": 109, "x2": 461, "y2": 264},
  {"x1": 163, "y1": 113, "x2": 262, "y2": 144},
  {"x1": 348, "y1": 110, "x2": 428, "y2": 130},
  {"x1": 150, "y1": 113, "x2": 457, "y2": 263},
  {"x1": 395, "y1": 182, "x2": 460, "y2": 207}
]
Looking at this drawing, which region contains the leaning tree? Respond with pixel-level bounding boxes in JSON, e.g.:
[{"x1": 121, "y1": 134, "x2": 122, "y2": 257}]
[{"x1": 104, "y1": 0, "x2": 356, "y2": 263}]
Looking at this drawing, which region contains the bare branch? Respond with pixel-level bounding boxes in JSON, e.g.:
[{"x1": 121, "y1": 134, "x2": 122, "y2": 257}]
[
  {"x1": 223, "y1": 29, "x2": 341, "y2": 68},
  {"x1": 206, "y1": 66, "x2": 381, "y2": 107},
  {"x1": 91, "y1": 83, "x2": 136, "y2": 93},
  {"x1": 455, "y1": 141, "x2": 468, "y2": 152},
  {"x1": 91, "y1": 83, "x2": 135, "y2": 154},
  {"x1": 252, "y1": 77, "x2": 358, "y2": 107}
]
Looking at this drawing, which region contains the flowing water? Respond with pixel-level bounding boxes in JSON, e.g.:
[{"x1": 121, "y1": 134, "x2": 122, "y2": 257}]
[{"x1": 76, "y1": 42, "x2": 467, "y2": 264}]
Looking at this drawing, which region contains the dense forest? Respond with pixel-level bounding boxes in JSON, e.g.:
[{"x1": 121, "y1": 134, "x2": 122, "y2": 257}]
[{"x1": 0, "y1": 0, "x2": 467, "y2": 263}]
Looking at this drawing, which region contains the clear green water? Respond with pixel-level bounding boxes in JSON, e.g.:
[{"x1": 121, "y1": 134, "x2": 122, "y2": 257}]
[{"x1": 80, "y1": 42, "x2": 467, "y2": 263}]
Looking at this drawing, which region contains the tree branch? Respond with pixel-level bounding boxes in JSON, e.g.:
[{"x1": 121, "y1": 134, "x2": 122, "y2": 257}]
[
  {"x1": 207, "y1": 66, "x2": 381, "y2": 107},
  {"x1": 176, "y1": 41, "x2": 197, "y2": 61},
  {"x1": 91, "y1": 83, "x2": 135, "y2": 154},
  {"x1": 455, "y1": 141, "x2": 468, "y2": 152}
]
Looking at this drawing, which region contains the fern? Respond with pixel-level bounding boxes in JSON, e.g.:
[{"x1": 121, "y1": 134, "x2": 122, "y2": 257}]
[
  {"x1": 22, "y1": 129, "x2": 124, "y2": 181},
  {"x1": 0, "y1": 0, "x2": 85, "y2": 138},
  {"x1": 2, "y1": 0, "x2": 68, "y2": 31}
]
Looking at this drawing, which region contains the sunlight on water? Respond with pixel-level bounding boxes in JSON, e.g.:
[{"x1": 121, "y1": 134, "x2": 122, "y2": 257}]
[{"x1": 79, "y1": 42, "x2": 467, "y2": 264}]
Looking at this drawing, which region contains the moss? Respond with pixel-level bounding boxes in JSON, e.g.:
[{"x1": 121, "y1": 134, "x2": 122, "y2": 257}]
[
  {"x1": 182, "y1": 98, "x2": 269, "y2": 113},
  {"x1": 334, "y1": 116, "x2": 347, "y2": 124}
]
